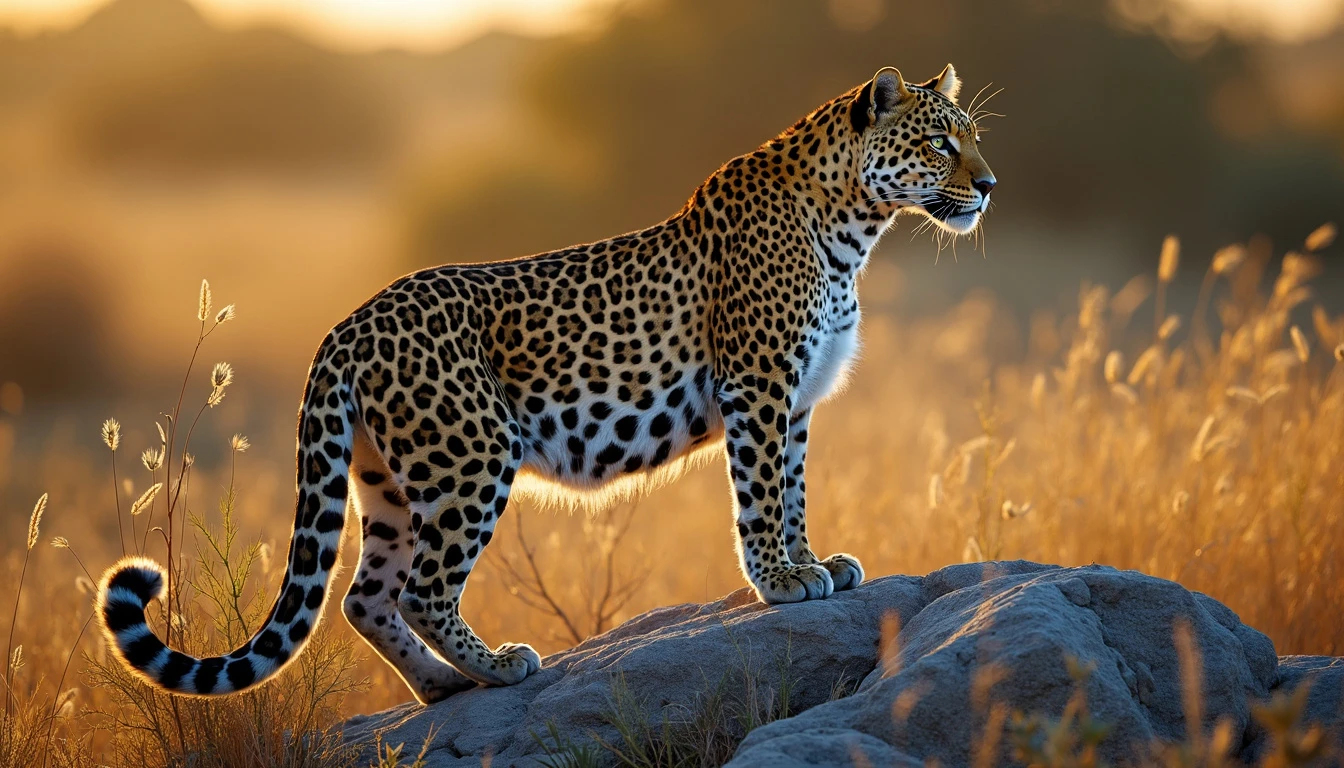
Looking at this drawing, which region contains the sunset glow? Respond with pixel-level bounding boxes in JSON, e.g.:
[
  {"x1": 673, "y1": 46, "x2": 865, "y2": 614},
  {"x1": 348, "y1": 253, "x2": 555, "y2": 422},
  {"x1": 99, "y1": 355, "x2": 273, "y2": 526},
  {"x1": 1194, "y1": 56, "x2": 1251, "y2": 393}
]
[
  {"x1": 3, "y1": 0, "x2": 1338, "y2": 50},
  {"x1": 0, "y1": 0, "x2": 625, "y2": 50}
]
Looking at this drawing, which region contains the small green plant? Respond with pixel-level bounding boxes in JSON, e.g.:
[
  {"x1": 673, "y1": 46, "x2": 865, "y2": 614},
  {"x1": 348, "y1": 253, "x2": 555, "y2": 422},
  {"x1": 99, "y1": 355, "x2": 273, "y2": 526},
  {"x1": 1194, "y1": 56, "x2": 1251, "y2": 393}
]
[
  {"x1": 533, "y1": 720, "x2": 605, "y2": 768},
  {"x1": 587, "y1": 634, "x2": 798, "y2": 768},
  {"x1": 370, "y1": 727, "x2": 438, "y2": 768}
]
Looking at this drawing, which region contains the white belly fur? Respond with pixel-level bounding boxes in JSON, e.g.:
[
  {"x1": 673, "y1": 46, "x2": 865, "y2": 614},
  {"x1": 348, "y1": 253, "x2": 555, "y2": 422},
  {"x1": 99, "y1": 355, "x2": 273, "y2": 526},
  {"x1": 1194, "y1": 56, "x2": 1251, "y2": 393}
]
[{"x1": 794, "y1": 321, "x2": 861, "y2": 415}]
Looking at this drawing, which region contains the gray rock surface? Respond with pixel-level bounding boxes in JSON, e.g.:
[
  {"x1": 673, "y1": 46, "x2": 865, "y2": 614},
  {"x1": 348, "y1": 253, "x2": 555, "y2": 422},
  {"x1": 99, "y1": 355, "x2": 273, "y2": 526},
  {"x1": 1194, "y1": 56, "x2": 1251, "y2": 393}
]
[{"x1": 340, "y1": 562, "x2": 1339, "y2": 767}]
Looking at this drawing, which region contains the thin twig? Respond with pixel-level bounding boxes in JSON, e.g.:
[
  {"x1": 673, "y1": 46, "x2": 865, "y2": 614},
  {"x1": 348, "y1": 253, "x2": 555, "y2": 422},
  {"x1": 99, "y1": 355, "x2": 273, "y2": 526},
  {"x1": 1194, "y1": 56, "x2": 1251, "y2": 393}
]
[{"x1": 42, "y1": 611, "x2": 94, "y2": 768}]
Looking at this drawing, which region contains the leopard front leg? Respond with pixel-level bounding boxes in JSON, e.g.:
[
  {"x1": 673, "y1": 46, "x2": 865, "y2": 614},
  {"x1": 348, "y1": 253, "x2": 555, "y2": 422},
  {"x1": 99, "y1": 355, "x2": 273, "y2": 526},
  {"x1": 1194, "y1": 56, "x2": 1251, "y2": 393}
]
[
  {"x1": 720, "y1": 378, "x2": 832, "y2": 604},
  {"x1": 781, "y1": 408, "x2": 864, "y2": 591}
]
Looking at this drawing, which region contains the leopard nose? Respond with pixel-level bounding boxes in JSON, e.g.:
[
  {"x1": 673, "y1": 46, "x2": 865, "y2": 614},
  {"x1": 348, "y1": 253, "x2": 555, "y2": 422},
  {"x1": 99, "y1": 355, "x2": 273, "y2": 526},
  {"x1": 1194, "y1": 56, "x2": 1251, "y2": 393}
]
[{"x1": 973, "y1": 177, "x2": 996, "y2": 197}]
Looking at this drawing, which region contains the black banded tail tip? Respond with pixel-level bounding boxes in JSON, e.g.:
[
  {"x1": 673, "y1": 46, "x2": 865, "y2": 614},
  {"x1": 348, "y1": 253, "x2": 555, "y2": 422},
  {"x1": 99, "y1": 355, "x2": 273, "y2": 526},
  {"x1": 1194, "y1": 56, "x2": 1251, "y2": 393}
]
[{"x1": 98, "y1": 557, "x2": 167, "y2": 609}]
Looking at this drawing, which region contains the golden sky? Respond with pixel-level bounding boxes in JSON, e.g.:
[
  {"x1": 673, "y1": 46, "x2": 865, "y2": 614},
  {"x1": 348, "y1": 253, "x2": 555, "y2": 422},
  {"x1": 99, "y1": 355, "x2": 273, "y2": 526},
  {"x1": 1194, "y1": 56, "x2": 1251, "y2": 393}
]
[
  {"x1": 1122, "y1": 0, "x2": 1344, "y2": 42},
  {"x1": 0, "y1": 0, "x2": 624, "y2": 50},
  {"x1": 0, "y1": 0, "x2": 1339, "y2": 49}
]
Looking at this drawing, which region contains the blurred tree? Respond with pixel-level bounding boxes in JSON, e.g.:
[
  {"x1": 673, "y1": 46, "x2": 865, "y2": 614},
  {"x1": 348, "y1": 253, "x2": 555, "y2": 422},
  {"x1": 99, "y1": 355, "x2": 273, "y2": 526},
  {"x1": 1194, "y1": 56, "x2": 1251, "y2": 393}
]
[
  {"x1": 0, "y1": 240, "x2": 114, "y2": 402},
  {"x1": 56, "y1": 1, "x2": 394, "y2": 176}
]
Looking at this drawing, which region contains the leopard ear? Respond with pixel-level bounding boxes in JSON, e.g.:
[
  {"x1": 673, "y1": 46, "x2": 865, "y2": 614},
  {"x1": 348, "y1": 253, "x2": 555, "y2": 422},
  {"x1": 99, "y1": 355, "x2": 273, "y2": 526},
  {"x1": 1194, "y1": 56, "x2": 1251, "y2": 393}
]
[
  {"x1": 922, "y1": 63, "x2": 962, "y2": 102},
  {"x1": 850, "y1": 67, "x2": 911, "y2": 132}
]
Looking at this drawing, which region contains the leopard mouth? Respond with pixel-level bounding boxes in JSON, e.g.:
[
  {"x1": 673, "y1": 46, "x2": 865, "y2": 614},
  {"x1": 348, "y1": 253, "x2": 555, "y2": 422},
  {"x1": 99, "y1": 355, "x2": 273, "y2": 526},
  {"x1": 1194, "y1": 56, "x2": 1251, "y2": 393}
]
[
  {"x1": 920, "y1": 193, "x2": 983, "y2": 235},
  {"x1": 942, "y1": 209, "x2": 982, "y2": 235}
]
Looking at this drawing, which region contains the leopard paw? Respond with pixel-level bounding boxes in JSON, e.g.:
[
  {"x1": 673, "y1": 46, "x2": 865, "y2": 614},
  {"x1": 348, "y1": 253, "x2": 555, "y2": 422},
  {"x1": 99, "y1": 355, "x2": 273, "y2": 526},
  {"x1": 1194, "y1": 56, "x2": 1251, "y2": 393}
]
[
  {"x1": 417, "y1": 667, "x2": 477, "y2": 704},
  {"x1": 820, "y1": 553, "x2": 864, "y2": 591},
  {"x1": 755, "y1": 563, "x2": 834, "y2": 604},
  {"x1": 489, "y1": 642, "x2": 542, "y2": 685}
]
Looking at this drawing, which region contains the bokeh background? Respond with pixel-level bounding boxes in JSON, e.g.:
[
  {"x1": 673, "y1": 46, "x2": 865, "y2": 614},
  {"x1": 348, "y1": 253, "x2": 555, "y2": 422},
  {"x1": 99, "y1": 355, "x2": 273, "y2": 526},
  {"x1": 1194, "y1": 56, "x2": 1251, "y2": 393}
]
[{"x1": 2, "y1": 0, "x2": 1344, "y2": 734}]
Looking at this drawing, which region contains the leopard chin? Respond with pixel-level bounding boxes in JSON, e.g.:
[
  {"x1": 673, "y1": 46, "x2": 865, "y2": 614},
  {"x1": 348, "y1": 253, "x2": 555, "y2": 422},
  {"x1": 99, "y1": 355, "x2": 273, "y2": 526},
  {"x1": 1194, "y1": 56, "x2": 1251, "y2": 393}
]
[
  {"x1": 940, "y1": 208, "x2": 983, "y2": 235},
  {"x1": 909, "y1": 203, "x2": 982, "y2": 236}
]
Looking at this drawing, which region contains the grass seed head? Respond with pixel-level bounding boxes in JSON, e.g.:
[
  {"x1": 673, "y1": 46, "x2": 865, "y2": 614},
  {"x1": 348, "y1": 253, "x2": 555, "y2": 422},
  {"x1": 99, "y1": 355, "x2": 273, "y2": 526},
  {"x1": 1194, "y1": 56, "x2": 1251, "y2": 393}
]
[
  {"x1": 1110, "y1": 383, "x2": 1139, "y2": 405},
  {"x1": 101, "y1": 418, "x2": 121, "y2": 451},
  {"x1": 55, "y1": 688, "x2": 77, "y2": 719},
  {"x1": 1265, "y1": 350, "x2": 1300, "y2": 373},
  {"x1": 1260, "y1": 384, "x2": 1288, "y2": 404},
  {"x1": 209, "y1": 362, "x2": 235, "y2": 407},
  {"x1": 1281, "y1": 252, "x2": 1321, "y2": 283},
  {"x1": 1158, "y1": 235, "x2": 1180, "y2": 282},
  {"x1": 210, "y1": 361, "x2": 234, "y2": 389},
  {"x1": 27, "y1": 493, "x2": 47, "y2": 550},
  {"x1": 962, "y1": 536, "x2": 984, "y2": 563},
  {"x1": 1211, "y1": 244, "x2": 1246, "y2": 275},
  {"x1": 141, "y1": 446, "x2": 164, "y2": 472},
  {"x1": 1104, "y1": 351, "x2": 1123, "y2": 384},
  {"x1": 1304, "y1": 222, "x2": 1337, "y2": 252},
  {"x1": 1158, "y1": 315, "x2": 1182, "y2": 341},
  {"x1": 1191, "y1": 415, "x2": 1215, "y2": 462},
  {"x1": 230, "y1": 433, "x2": 251, "y2": 452},
  {"x1": 10, "y1": 645, "x2": 23, "y2": 672},
  {"x1": 197, "y1": 278, "x2": 212, "y2": 322},
  {"x1": 1078, "y1": 285, "x2": 1109, "y2": 330},
  {"x1": 131, "y1": 482, "x2": 163, "y2": 516},
  {"x1": 1127, "y1": 346, "x2": 1162, "y2": 386},
  {"x1": 51, "y1": 536, "x2": 68, "y2": 549},
  {"x1": 215, "y1": 304, "x2": 236, "y2": 324},
  {"x1": 1290, "y1": 325, "x2": 1310, "y2": 363},
  {"x1": 1172, "y1": 491, "x2": 1190, "y2": 515},
  {"x1": 1110, "y1": 275, "x2": 1152, "y2": 318}
]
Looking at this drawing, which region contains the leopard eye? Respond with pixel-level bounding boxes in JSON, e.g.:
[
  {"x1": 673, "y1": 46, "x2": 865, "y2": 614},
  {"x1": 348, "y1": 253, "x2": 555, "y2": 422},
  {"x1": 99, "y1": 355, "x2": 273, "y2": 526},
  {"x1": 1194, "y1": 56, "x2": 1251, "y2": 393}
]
[{"x1": 927, "y1": 135, "x2": 949, "y2": 154}]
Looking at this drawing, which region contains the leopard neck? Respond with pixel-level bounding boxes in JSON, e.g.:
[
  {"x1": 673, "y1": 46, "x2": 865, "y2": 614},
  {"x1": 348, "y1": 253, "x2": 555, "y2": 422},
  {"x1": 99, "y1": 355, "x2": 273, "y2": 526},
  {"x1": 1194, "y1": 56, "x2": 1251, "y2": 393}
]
[{"x1": 769, "y1": 95, "x2": 895, "y2": 279}]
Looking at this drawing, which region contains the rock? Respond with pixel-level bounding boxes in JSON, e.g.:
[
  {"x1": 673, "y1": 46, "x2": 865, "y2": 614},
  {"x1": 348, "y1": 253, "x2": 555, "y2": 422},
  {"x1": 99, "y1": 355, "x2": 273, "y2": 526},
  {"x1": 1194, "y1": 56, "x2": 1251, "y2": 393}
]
[
  {"x1": 342, "y1": 573, "x2": 926, "y2": 766},
  {"x1": 340, "y1": 562, "x2": 1337, "y2": 767},
  {"x1": 1239, "y1": 655, "x2": 1344, "y2": 763},
  {"x1": 730, "y1": 563, "x2": 1279, "y2": 767},
  {"x1": 1276, "y1": 655, "x2": 1344, "y2": 735}
]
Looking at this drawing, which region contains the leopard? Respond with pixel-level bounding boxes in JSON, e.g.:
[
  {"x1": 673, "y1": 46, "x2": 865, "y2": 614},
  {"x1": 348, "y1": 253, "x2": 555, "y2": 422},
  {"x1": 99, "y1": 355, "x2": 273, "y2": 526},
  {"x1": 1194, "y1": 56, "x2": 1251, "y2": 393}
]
[{"x1": 97, "y1": 64, "x2": 996, "y2": 705}]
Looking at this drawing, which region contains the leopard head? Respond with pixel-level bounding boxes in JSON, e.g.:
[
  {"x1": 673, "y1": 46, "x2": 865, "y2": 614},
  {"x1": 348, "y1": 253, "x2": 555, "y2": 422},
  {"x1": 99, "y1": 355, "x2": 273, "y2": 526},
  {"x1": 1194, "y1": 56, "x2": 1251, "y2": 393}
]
[{"x1": 851, "y1": 64, "x2": 996, "y2": 235}]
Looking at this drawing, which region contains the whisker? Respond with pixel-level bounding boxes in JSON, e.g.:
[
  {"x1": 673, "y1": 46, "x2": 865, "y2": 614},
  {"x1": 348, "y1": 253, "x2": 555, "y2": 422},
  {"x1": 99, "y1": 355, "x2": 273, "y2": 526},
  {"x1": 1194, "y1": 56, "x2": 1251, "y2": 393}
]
[
  {"x1": 967, "y1": 81, "x2": 995, "y2": 115},
  {"x1": 970, "y1": 86, "x2": 1004, "y2": 116}
]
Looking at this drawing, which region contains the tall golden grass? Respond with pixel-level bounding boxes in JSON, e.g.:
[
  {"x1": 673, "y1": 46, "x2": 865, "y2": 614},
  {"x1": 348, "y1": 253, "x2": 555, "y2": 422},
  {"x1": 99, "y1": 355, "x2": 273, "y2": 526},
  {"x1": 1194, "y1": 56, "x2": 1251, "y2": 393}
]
[{"x1": 0, "y1": 226, "x2": 1341, "y2": 766}]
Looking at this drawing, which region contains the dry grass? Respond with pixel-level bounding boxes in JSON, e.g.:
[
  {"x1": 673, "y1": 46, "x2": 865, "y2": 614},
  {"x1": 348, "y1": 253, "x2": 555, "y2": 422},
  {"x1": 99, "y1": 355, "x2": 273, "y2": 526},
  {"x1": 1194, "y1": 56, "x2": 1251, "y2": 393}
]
[{"x1": 0, "y1": 226, "x2": 1341, "y2": 766}]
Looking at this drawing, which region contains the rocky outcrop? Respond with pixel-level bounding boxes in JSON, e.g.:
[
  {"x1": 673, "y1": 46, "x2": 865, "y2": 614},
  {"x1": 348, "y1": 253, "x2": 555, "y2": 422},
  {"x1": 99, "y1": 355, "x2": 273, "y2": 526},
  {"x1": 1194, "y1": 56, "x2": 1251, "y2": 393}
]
[{"x1": 341, "y1": 562, "x2": 1340, "y2": 767}]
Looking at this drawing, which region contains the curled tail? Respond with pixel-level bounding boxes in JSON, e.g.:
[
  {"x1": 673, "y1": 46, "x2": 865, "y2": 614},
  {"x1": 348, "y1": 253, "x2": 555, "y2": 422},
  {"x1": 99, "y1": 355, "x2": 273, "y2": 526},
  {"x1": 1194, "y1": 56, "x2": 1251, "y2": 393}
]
[{"x1": 97, "y1": 343, "x2": 356, "y2": 696}]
